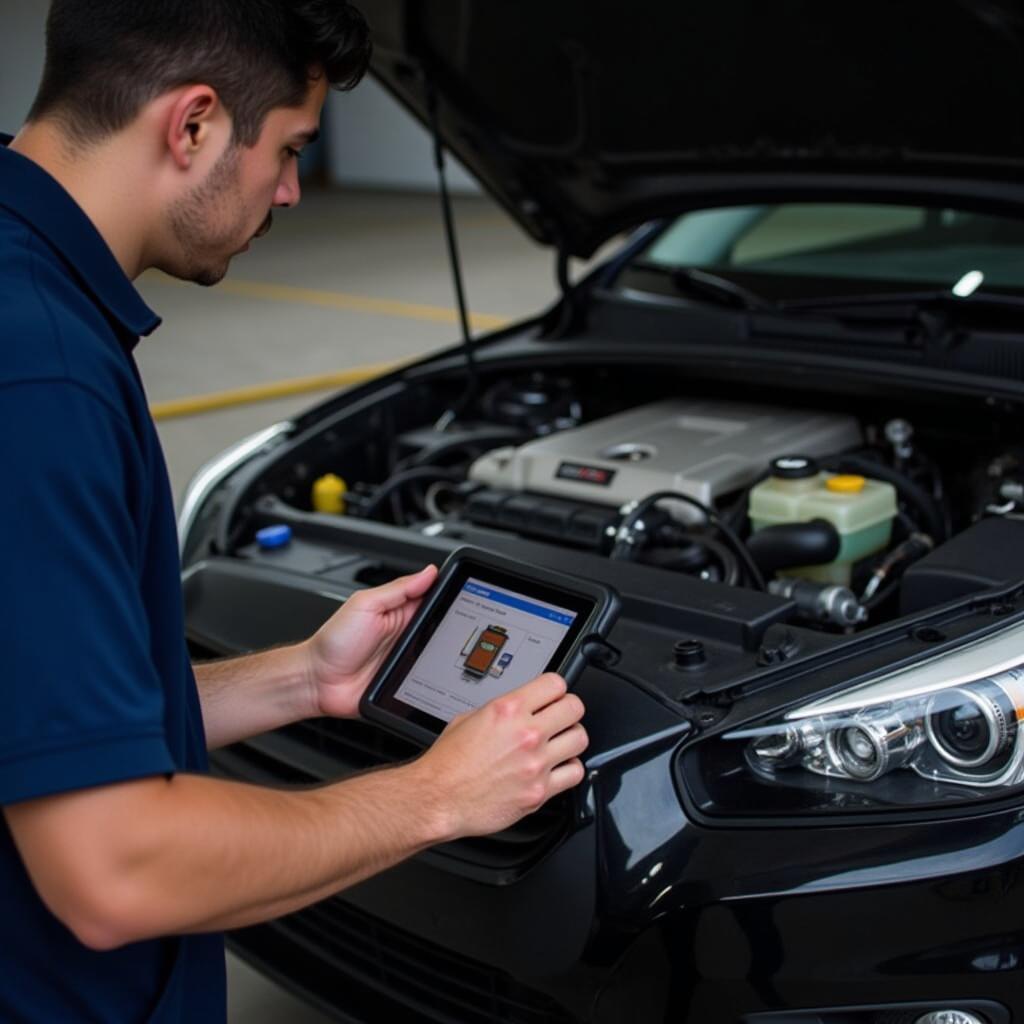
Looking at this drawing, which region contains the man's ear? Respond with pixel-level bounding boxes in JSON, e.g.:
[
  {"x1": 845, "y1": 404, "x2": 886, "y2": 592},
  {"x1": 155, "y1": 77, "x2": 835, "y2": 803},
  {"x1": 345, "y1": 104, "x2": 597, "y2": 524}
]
[{"x1": 165, "y1": 86, "x2": 223, "y2": 171}]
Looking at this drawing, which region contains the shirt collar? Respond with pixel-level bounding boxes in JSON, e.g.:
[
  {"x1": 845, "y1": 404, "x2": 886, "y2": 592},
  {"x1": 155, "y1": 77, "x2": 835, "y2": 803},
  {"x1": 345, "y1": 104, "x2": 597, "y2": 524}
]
[{"x1": 0, "y1": 134, "x2": 161, "y2": 349}]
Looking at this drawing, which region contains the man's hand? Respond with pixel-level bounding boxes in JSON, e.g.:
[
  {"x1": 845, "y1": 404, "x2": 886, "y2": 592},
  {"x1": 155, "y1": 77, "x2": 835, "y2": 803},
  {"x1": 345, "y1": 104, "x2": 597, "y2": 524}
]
[
  {"x1": 410, "y1": 672, "x2": 588, "y2": 839},
  {"x1": 305, "y1": 565, "x2": 438, "y2": 718},
  {"x1": 5, "y1": 670, "x2": 587, "y2": 950}
]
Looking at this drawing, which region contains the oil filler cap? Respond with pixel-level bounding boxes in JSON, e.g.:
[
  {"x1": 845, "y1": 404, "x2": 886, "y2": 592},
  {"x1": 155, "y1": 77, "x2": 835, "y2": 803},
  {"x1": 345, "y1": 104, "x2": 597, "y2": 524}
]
[
  {"x1": 770, "y1": 455, "x2": 818, "y2": 479},
  {"x1": 256, "y1": 524, "x2": 293, "y2": 550}
]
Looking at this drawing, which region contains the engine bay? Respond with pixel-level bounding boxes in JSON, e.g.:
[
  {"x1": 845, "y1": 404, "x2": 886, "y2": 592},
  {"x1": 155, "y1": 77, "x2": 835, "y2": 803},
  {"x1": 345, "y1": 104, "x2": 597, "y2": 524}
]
[
  {"x1": 176, "y1": 357, "x2": 1024, "y2": 817},
  {"x1": 209, "y1": 362, "x2": 1024, "y2": 644}
]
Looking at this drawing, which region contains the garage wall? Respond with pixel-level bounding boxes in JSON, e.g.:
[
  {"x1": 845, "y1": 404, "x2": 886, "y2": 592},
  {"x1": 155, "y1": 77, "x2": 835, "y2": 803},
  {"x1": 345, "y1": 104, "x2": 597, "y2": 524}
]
[
  {"x1": 0, "y1": 5, "x2": 478, "y2": 195},
  {"x1": 0, "y1": 2, "x2": 47, "y2": 134},
  {"x1": 324, "y1": 77, "x2": 479, "y2": 194}
]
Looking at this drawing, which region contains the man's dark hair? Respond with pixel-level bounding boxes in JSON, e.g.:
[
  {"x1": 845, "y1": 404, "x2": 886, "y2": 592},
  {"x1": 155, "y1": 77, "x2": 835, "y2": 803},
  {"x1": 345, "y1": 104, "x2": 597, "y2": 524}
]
[{"x1": 29, "y1": 0, "x2": 371, "y2": 147}]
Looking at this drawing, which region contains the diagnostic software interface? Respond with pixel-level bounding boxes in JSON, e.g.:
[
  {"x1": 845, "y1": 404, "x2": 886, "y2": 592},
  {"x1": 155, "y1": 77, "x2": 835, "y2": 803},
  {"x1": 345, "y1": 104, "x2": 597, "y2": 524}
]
[{"x1": 394, "y1": 577, "x2": 578, "y2": 722}]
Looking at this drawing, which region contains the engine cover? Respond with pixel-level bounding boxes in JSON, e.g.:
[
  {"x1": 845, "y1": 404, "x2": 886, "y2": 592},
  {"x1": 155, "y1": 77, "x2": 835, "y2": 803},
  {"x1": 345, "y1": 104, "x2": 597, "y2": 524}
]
[{"x1": 468, "y1": 399, "x2": 862, "y2": 520}]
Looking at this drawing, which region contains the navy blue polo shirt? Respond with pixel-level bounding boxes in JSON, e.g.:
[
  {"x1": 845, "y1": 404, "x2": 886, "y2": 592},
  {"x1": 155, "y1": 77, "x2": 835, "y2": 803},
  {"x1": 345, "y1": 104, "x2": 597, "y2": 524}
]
[{"x1": 0, "y1": 140, "x2": 225, "y2": 1021}]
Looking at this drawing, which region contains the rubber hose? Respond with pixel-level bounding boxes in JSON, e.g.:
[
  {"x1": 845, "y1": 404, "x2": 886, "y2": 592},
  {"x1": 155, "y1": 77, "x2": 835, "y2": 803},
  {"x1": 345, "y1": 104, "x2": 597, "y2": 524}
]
[
  {"x1": 361, "y1": 468, "x2": 465, "y2": 519},
  {"x1": 825, "y1": 455, "x2": 944, "y2": 542},
  {"x1": 645, "y1": 533, "x2": 741, "y2": 586},
  {"x1": 746, "y1": 518, "x2": 840, "y2": 577}
]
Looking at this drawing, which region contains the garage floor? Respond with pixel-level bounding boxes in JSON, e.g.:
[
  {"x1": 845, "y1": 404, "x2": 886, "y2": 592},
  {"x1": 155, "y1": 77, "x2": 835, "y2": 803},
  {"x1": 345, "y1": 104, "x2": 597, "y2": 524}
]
[{"x1": 135, "y1": 185, "x2": 561, "y2": 1021}]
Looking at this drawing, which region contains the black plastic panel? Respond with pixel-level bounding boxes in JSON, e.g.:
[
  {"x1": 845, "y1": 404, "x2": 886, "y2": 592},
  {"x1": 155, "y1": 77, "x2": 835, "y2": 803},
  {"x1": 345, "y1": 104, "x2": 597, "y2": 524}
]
[{"x1": 901, "y1": 516, "x2": 1024, "y2": 614}]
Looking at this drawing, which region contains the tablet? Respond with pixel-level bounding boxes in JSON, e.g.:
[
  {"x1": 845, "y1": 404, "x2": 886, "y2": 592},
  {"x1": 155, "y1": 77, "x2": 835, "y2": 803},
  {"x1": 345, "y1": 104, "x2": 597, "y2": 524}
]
[{"x1": 360, "y1": 547, "x2": 620, "y2": 746}]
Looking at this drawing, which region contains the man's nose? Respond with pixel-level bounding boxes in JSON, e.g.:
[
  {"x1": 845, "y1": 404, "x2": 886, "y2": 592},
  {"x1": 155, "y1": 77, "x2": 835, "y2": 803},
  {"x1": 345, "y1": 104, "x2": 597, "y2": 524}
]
[{"x1": 274, "y1": 162, "x2": 301, "y2": 208}]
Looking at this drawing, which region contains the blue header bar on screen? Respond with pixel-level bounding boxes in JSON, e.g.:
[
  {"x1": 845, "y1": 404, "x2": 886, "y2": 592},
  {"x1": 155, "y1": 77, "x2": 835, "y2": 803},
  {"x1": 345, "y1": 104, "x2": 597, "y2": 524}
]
[{"x1": 462, "y1": 582, "x2": 577, "y2": 626}]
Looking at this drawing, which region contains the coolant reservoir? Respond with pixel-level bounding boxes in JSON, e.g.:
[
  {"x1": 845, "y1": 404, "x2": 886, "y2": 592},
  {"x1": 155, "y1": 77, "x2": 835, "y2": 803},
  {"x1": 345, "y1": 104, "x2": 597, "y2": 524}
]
[{"x1": 749, "y1": 456, "x2": 897, "y2": 585}]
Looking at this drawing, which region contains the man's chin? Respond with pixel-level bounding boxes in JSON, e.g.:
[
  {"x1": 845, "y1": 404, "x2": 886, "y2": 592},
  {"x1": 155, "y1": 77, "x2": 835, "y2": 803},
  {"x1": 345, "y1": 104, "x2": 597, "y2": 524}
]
[
  {"x1": 192, "y1": 265, "x2": 230, "y2": 287},
  {"x1": 154, "y1": 253, "x2": 233, "y2": 288}
]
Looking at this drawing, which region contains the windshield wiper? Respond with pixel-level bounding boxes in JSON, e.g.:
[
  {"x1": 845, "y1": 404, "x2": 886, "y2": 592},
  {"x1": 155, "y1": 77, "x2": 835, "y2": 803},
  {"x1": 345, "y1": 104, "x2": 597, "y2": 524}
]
[
  {"x1": 660, "y1": 270, "x2": 1024, "y2": 349},
  {"x1": 670, "y1": 267, "x2": 778, "y2": 312},
  {"x1": 778, "y1": 288, "x2": 1024, "y2": 316},
  {"x1": 775, "y1": 288, "x2": 1024, "y2": 349},
  {"x1": 667, "y1": 269, "x2": 1024, "y2": 319}
]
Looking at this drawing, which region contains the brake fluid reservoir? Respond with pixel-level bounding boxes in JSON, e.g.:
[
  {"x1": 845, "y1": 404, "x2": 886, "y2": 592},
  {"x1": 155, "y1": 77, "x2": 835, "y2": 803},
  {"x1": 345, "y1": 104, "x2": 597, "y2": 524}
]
[{"x1": 749, "y1": 456, "x2": 897, "y2": 585}]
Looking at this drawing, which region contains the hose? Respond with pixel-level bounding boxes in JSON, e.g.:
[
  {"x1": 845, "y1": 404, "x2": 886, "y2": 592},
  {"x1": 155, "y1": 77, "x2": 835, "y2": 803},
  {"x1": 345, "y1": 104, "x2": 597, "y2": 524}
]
[
  {"x1": 649, "y1": 530, "x2": 741, "y2": 586},
  {"x1": 824, "y1": 454, "x2": 946, "y2": 543},
  {"x1": 611, "y1": 490, "x2": 765, "y2": 590},
  {"x1": 746, "y1": 519, "x2": 840, "y2": 577},
  {"x1": 393, "y1": 431, "x2": 527, "y2": 474},
  {"x1": 360, "y1": 467, "x2": 465, "y2": 520},
  {"x1": 859, "y1": 533, "x2": 934, "y2": 603}
]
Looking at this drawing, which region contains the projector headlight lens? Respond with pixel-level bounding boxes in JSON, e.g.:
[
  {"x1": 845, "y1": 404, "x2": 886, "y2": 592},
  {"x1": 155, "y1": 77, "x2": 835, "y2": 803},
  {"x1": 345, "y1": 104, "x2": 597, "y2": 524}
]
[
  {"x1": 924, "y1": 681, "x2": 1016, "y2": 769},
  {"x1": 687, "y1": 621, "x2": 1024, "y2": 815}
]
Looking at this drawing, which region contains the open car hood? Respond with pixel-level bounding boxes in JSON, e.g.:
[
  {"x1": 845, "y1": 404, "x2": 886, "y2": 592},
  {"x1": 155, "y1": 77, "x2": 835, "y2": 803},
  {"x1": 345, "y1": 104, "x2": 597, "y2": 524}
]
[{"x1": 361, "y1": 0, "x2": 1024, "y2": 256}]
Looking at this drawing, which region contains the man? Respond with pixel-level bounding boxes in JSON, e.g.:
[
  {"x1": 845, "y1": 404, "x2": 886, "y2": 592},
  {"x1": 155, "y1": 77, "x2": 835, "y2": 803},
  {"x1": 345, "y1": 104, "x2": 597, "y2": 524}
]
[{"x1": 0, "y1": 2, "x2": 588, "y2": 1021}]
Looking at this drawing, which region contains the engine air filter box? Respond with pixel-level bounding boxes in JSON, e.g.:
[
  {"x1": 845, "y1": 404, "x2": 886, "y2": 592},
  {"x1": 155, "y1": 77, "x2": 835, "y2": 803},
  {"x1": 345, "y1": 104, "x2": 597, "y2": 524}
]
[{"x1": 901, "y1": 516, "x2": 1024, "y2": 614}]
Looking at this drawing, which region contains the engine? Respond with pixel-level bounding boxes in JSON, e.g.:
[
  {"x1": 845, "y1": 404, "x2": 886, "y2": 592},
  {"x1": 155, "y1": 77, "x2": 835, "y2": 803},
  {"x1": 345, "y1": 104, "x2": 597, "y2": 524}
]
[
  {"x1": 292, "y1": 373, "x2": 1024, "y2": 634},
  {"x1": 467, "y1": 399, "x2": 863, "y2": 520}
]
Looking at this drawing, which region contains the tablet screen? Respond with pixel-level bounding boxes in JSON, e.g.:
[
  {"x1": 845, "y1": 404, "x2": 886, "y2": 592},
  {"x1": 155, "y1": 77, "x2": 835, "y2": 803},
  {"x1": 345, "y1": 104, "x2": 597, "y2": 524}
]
[
  {"x1": 393, "y1": 577, "x2": 579, "y2": 722},
  {"x1": 363, "y1": 552, "x2": 614, "y2": 743}
]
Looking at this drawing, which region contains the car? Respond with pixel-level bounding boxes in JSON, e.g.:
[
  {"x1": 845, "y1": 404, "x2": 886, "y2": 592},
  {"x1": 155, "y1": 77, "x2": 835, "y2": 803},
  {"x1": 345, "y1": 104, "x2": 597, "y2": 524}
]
[{"x1": 179, "y1": 3, "x2": 1024, "y2": 1022}]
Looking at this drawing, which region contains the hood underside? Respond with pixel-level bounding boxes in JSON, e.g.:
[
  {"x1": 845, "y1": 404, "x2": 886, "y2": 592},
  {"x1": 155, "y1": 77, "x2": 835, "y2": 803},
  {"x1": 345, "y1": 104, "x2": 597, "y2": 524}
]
[{"x1": 360, "y1": 0, "x2": 1024, "y2": 256}]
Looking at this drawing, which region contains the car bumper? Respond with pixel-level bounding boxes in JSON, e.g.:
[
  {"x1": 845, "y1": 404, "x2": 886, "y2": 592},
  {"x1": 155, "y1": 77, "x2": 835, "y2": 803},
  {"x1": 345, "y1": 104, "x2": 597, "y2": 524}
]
[{"x1": 223, "y1": 836, "x2": 1024, "y2": 1024}]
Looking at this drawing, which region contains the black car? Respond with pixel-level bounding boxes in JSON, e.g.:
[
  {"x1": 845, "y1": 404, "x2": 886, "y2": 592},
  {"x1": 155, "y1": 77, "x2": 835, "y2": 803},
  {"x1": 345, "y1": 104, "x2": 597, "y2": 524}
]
[{"x1": 179, "y1": 3, "x2": 1024, "y2": 1022}]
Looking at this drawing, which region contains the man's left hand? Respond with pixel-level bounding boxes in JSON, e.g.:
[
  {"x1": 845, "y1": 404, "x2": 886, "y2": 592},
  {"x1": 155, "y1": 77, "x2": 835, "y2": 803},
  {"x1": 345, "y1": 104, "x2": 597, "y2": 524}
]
[{"x1": 304, "y1": 565, "x2": 438, "y2": 719}]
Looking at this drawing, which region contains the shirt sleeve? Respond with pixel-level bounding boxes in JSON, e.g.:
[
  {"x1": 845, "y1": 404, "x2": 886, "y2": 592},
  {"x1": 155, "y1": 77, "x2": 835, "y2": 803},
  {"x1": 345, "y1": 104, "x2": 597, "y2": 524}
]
[{"x1": 0, "y1": 378, "x2": 176, "y2": 805}]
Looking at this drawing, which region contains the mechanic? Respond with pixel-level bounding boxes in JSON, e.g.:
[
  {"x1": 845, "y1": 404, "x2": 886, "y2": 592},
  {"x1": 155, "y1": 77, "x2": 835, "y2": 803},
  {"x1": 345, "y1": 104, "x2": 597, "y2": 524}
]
[{"x1": 0, "y1": 2, "x2": 589, "y2": 1020}]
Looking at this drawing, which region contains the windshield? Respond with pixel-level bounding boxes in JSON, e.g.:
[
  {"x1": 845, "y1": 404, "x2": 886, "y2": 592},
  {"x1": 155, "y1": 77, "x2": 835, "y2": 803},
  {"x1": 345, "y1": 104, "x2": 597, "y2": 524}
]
[{"x1": 624, "y1": 203, "x2": 1024, "y2": 301}]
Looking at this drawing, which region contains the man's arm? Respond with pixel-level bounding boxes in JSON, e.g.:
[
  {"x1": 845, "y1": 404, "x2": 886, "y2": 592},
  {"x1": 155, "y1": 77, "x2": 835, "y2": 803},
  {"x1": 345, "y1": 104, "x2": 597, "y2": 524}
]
[
  {"x1": 192, "y1": 643, "x2": 315, "y2": 750},
  {"x1": 5, "y1": 674, "x2": 586, "y2": 950},
  {"x1": 193, "y1": 566, "x2": 437, "y2": 749}
]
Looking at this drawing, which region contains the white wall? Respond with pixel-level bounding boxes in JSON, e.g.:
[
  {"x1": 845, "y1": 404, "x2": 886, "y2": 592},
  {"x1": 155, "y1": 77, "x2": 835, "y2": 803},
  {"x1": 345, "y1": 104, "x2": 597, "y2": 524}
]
[
  {"x1": 325, "y1": 76, "x2": 480, "y2": 194},
  {"x1": 0, "y1": 2, "x2": 47, "y2": 134}
]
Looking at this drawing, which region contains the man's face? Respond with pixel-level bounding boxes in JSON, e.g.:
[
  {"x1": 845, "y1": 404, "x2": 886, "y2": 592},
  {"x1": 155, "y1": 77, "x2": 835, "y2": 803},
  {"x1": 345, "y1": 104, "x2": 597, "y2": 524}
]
[{"x1": 166, "y1": 76, "x2": 328, "y2": 286}]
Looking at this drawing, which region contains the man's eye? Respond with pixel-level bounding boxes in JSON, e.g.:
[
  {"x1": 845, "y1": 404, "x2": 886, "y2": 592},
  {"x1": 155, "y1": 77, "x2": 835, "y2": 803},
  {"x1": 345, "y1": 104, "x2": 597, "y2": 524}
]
[{"x1": 284, "y1": 147, "x2": 302, "y2": 160}]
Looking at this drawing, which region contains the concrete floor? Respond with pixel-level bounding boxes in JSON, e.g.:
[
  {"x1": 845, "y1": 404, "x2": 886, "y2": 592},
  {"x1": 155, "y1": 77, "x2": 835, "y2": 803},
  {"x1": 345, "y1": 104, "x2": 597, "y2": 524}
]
[{"x1": 134, "y1": 186, "x2": 559, "y2": 1022}]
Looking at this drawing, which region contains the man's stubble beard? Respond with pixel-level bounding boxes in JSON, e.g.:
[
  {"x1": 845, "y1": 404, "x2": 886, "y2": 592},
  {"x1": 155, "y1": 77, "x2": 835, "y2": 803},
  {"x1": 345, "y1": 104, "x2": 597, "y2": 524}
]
[{"x1": 167, "y1": 144, "x2": 253, "y2": 287}]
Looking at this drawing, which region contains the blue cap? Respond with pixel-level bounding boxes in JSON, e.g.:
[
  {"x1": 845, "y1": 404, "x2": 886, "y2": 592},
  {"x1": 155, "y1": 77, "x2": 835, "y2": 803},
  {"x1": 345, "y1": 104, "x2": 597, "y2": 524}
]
[{"x1": 256, "y1": 524, "x2": 293, "y2": 550}]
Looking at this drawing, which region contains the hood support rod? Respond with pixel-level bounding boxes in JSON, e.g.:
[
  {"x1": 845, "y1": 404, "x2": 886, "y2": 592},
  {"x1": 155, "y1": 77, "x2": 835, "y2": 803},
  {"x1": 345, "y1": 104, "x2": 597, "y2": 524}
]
[
  {"x1": 553, "y1": 244, "x2": 581, "y2": 338},
  {"x1": 427, "y1": 81, "x2": 479, "y2": 432}
]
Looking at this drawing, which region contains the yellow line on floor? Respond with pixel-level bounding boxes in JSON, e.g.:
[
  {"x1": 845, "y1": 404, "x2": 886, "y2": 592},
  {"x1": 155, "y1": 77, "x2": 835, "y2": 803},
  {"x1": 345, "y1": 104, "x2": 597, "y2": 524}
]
[
  {"x1": 145, "y1": 273, "x2": 511, "y2": 332},
  {"x1": 150, "y1": 363, "x2": 397, "y2": 421}
]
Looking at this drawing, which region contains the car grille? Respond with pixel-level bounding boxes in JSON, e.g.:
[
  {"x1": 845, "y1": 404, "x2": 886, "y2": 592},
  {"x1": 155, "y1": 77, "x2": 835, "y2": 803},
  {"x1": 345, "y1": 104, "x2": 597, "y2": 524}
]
[
  {"x1": 211, "y1": 716, "x2": 570, "y2": 877},
  {"x1": 233, "y1": 897, "x2": 577, "y2": 1024}
]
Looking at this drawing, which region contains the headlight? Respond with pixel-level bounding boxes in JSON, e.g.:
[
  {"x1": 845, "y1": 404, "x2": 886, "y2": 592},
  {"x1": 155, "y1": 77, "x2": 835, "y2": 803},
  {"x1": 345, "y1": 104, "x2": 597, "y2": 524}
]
[
  {"x1": 744, "y1": 675, "x2": 1022, "y2": 786},
  {"x1": 685, "y1": 619, "x2": 1024, "y2": 816}
]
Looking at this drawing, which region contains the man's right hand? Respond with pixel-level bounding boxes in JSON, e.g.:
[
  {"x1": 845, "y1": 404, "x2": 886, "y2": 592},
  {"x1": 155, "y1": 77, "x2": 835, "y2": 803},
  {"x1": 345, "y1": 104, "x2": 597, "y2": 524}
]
[
  {"x1": 4, "y1": 674, "x2": 587, "y2": 951},
  {"x1": 409, "y1": 673, "x2": 588, "y2": 840}
]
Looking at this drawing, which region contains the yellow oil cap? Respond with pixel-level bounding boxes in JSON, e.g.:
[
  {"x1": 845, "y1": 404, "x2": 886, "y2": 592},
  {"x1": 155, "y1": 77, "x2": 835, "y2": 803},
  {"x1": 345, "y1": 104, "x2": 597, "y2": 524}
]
[
  {"x1": 312, "y1": 473, "x2": 347, "y2": 514},
  {"x1": 826, "y1": 474, "x2": 866, "y2": 494}
]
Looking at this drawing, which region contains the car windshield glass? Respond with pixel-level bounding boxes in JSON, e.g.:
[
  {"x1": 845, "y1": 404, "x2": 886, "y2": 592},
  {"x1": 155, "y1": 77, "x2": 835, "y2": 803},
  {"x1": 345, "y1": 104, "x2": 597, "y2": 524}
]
[{"x1": 625, "y1": 203, "x2": 1024, "y2": 302}]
